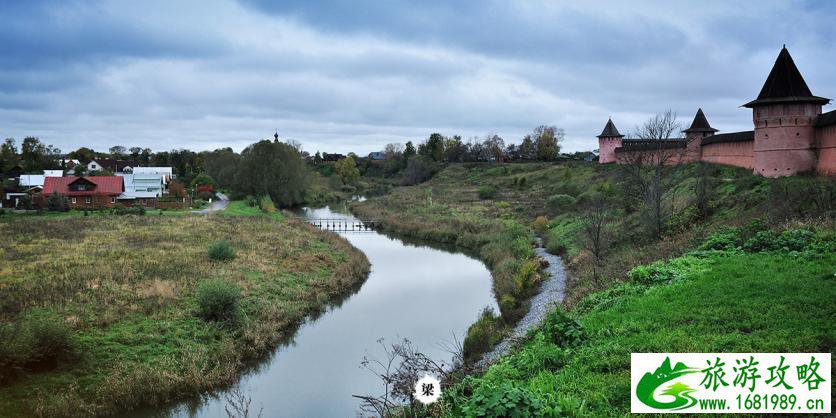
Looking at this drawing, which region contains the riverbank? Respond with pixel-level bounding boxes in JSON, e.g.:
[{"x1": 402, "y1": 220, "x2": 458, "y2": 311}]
[
  {"x1": 442, "y1": 226, "x2": 835, "y2": 416},
  {"x1": 0, "y1": 214, "x2": 369, "y2": 417}
]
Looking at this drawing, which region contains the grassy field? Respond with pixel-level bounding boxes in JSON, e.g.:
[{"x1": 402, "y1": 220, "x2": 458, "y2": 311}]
[
  {"x1": 0, "y1": 213, "x2": 369, "y2": 417},
  {"x1": 441, "y1": 227, "x2": 835, "y2": 417}
]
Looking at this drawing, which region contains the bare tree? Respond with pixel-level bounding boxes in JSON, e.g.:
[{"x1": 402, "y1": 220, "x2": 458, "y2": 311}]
[
  {"x1": 619, "y1": 111, "x2": 685, "y2": 238},
  {"x1": 354, "y1": 337, "x2": 462, "y2": 417},
  {"x1": 224, "y1": 386, "x2": 263, "y2": 418},
  {"x1": 582, "y1": 195, "x2": 611, "y2": 283}
]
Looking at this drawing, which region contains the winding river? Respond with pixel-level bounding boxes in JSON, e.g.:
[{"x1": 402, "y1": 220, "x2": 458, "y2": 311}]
[{"x1": 145, "y1": 203, "x2": 498, "y2": 417}]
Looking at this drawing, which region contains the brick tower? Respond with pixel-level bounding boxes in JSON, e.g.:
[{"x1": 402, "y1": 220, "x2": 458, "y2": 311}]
[
  {"x1": 682, "y1": 108, "x2": 718, "y2": 162},
  {"x1": 743, "y1": 46, "x2": 830, "y2": 177},
  {"x1": 597, "y1": 118, "x2": 624, "y2": 164}
]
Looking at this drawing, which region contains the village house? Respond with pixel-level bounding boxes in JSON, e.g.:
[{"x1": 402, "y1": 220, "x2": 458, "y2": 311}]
[
  {"x1": 597, "y1": 46, "x2": 834, "y2": 177},
  {"x1": 87, "y1": 158, "x2": 138, "y2": 174},
  {"x1": 116, "y1": 173, "x2": 165, "y2": 207},
  {"x1": 42, "y1": 176, "x2": 124, "y2": 209}
]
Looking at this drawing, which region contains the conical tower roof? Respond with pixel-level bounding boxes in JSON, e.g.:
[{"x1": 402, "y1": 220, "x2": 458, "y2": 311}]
[
  {"x1": 683, "y1": 108, "x2": 718, "y2": 133},
  {"x1": 597, "y1": 118, "x2": 624, "y2": 138},
  {"x1": 743, "y1": 46, "x2": 829, "y2": 108}
]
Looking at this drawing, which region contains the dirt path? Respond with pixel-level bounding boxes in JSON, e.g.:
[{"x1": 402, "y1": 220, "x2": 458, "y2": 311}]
[
  {"x1": 193, "y1": 192, "x2": 230, "y2": 214},
  {"x1": 477, "y1": 238, "x2": 567, "y2": 367}
]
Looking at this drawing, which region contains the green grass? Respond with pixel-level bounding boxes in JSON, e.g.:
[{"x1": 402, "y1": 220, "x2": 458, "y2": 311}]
[
  {"x1": 218, "y1": 200, "x2": 285, "y2": 221},
  {"x1": 443, "y1": 231, "x2": 835, "y2": 417},
  {"x1": 0, "y1": 214, "x2": 368, "y2": 417}
]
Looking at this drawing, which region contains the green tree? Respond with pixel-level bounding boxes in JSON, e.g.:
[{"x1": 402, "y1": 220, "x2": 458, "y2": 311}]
[
  {"x1": 235, "y1": 140, "x2": 309, "y2": 207},
  {"x1": 334, "y1": 156, "x2": 360, "y2": 185},
  {"x1": 421, "y1": 133, "x2": 445, "y2": 161},
  {"x1": 403, "y1": 141, "x2": 417, "y2": 164},
  {"x1": 21, "y1": 137, "x2": 48, "y2": 172},
  {"x1": 109, "y1": 146, "x2": 127, "y2": 159},
  {"x1": 203, "y1": 148, "x2": 240, "y2": 190},
  {"x1": 533, "y1": 125, "x2": 563, "y2": 161},
  {"x1": 0, "y1": 138, "x2": 17, "y2": 172},
  {"x1": 68, "y1": 147, "x2": 96, "y2": 164},
  {"x1": 191, "y1": 173, "x2": 215, "y2": 188}
]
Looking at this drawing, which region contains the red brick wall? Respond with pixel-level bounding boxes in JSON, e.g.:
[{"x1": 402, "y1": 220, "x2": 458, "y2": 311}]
[
  {"x1": 67, "y1": 194, "x2": 119, "y2": 210},
  {"x1": 816, "y1": 124, "x2": 836, "y2": 176},
  {"x1": 701, "y1": 140, "x2": 755, "y2": 170}
]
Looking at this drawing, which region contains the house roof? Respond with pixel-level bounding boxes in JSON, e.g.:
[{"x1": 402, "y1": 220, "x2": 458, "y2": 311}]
[
  {"x1": 701, "y1": 130, "x2": 755, "y2": 146},
  {"x1": 814, "y1": 109, "x2": 836, "y2": 128},
  {"x1": 597, "y1": 118, "x2": 624, "y2": 138},
  {"x1": 743, "y1": 47, "x2": 830, "y2": 108},
  {"x1": 91, "y1": 158, "x2": 139, "y2": 172},
  {"x1": 683, "y1": 108, "x2": 718, "y2": 133},
  {"x1": 43, "y1": 176, "x2": 124, "y2": 196}
]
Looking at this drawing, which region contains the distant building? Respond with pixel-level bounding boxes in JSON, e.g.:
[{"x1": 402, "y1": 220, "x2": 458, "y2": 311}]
[
  {"x1": 131, "y1": 167, "x2": 174, "y2": 183},
  {"x1": 43, "y1": 176, "x2": 124, "y2": 209},
  {"x1": 368, "y1": 151, "x2": 385, "y2": 160},
  {"x1": 597, "y1": 46, "x2": 834, "y2": 177},
  {"x1": 322, "y1": 153, "x2": 345, "y2": 162},
  {"x1": 116, "y1": 173, "x2": 165, "y2": 207},
  {"x1": 88, "y1": 158, "x2": 138, "y2": 173}
]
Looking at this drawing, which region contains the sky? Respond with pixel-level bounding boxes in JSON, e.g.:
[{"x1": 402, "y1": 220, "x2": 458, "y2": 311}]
[{"x1": 1, "y1": 0, "x2": 835, "y2": 155}]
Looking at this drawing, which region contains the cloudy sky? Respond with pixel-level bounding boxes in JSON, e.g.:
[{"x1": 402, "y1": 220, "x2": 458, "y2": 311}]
[{"x1": 2, "y1": 0, "x2": 834, "y2": 155}]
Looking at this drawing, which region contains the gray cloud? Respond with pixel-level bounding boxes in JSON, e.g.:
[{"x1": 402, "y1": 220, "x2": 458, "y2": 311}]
[{"x1": 1, "y1": 0, "x2": 834, "y2": 155}]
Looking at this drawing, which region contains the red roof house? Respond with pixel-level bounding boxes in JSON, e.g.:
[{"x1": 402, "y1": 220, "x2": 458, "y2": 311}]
[{"x1": 43, "y1": 176, "x2": 124, "y2": 209}]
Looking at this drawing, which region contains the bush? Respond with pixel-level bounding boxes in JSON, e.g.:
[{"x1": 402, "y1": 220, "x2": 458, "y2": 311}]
[
  {"x1": 478, "y1": 185, "x2": 498, "y2": 200},
  {"x1": 743, "y1": 229, "x2": 815, "y2": 253},
  {"x1": 540, "y1": 308, "x2": 585, "y2": 347},
  {"x1": 463, "y1": 307, "x2": 505, "y2": 362},
  {"x1": 258, "y1": 195, "x2": 277, "y2": 213},
  {"x1": 628, "y1": 255, "x2": 708, "y2": 285},
  {"x1": 208, "y1": 240, "x2": 236, "y2": 261},
  {"x1": 531, "y1": 216, "x2": 549, "y2": 234},
  {"x1": 461, "y1": 381, "x2": 544, "y2": 418},
  {"x1": 195, "y1": 279, "x2": 242, "y2": 324},
  {"x1": 546, "y1": 194, "x2": 576, "y2": 214},
  {"x1": 0, "y1": 310, "x2": 77, "y2": 381}
]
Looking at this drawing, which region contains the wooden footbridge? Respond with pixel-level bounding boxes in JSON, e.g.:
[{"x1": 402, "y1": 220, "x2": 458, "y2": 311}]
[{"x1": 304, "y1": 217, "x2": 381, "y2": 232}]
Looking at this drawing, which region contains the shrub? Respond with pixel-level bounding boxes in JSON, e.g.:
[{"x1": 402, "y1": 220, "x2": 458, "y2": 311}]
[
  {"x1": 628, "y1": 255, "x2": 708, "y2": 285},
  {"x1": 743, "y1": 229, "x2": 814, "y2": 253},
  {"x1": 0, "y1": 310, "x2": 77, "y2": 381},
  {"x1": 700, "y1": 227, "x2": 743, "y2": 251},
  {"x1": 461, "y1": 381, "x2": 544, "y2": 418},
  {"x1": 478, "y1": 185, "x2": 498, "y2": 200},
  {"x1": 546, "y1": 194, "x2": 576, "y2": 214},
  {"x1": 195, "y1": 279, "x2": 242, "y2": 324},
  {"x1": 540, "y1": 308, "x2": 585, "y2": 347},
  {"x1": 531, "y1": 216, "x2": 549, "y2": 234},
  {"x1": 208, "y1": 240, "x2": 236, "y2": 261},
  {"x1": 258, "y1": 195, "x2": 277, "y2": 213},
  {"x1": 463, "y1": 307, "x2": 505, "y2": 362}
]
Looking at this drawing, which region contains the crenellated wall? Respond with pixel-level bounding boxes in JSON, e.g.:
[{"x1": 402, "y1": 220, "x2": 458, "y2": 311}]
[
  {"x1": 701, "y1": 141, "x2": 754, "y2": 169},
  {"x1": 752, "y1": 103, "x2": 821, "y2": 177}
]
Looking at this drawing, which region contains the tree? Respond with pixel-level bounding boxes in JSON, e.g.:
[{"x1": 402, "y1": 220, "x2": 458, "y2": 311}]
[
  {"x1": 383, "y1": 143, "x2": 404, "y2": 174},
  {"x1": 482, "y1": 134, "x2": 505, "y2": 162},
  {"x1": 335, "y1": 156, "x2": 361, "y2": 185},
  {"x1": 443, "y1": 135, "x2": 467, "y2": 163},
  {"x1": 129, "y1": 147, "x2": 143, "y2": 160},
  {"x1": 403, "y1": 141, "x2": 417, "y2": 162},
  {"x1": 69, "y1": 147, "x2": 96, "y2": 164},
  {"x1": 72, "y1": 164, "x2": 86, "y2": 177},
  {"x1": 203, "y1": 148, "x2": 241, "y2": 190},
  {"x1": 582, "y1": 194, "x2": 611, "y2": 283},
  {"x1": 619, "y1": 110, "x2": 684, "y2": 238},
  {"x1": 0, "y1": 138, "x2": 17, "y2": 172},
  {"x1": 519, "y1": 135, "x2": 535, "y2": 160},
  {"x1": 190, "y1": 173, "x2": 215, "y2": 188},
  {"x1": 420, "y1": 133, "x2": 445, "y2": 162},
  {"x1": 235, "y1": 140, "x2": 309, "y2": 207},
  {"x1": 313, "y1": 151, "x2": 323, "y2": 165},
  {"x1": 532, "y1": 125, "x2": 563, "y2": 161},
  {"x1": 21, "y1": 137, "x2": 49, "y2": 172},
  {"x1": 47, "y1": 191, "x2": 69, "y2": 212},
  {"x1": 109, "y1": 146, "x2": 127, "y2": 159}
]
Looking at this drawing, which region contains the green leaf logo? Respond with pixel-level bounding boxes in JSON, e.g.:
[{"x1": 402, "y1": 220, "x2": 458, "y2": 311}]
[{"x1": 636, "y1": 357, "x2": 700, "y2": 410}]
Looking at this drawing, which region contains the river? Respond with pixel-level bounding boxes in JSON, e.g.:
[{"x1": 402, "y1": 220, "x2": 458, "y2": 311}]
[{"x1": 145, "y1": 203, "x2": 498, "y2": 417}]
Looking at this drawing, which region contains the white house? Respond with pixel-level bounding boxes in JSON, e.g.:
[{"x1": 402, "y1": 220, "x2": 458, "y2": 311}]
[
  {"x1": 132, "y1": 167, "x2": 174, "y2": 184},
  {"x1": 116, "y1": 173, "x2": 165, "y2": 206}
]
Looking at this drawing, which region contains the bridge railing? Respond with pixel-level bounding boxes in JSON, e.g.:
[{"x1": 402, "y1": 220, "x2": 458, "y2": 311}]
[{"x1": 301, "y1": 217, "x2": 380, "y2": 232}]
